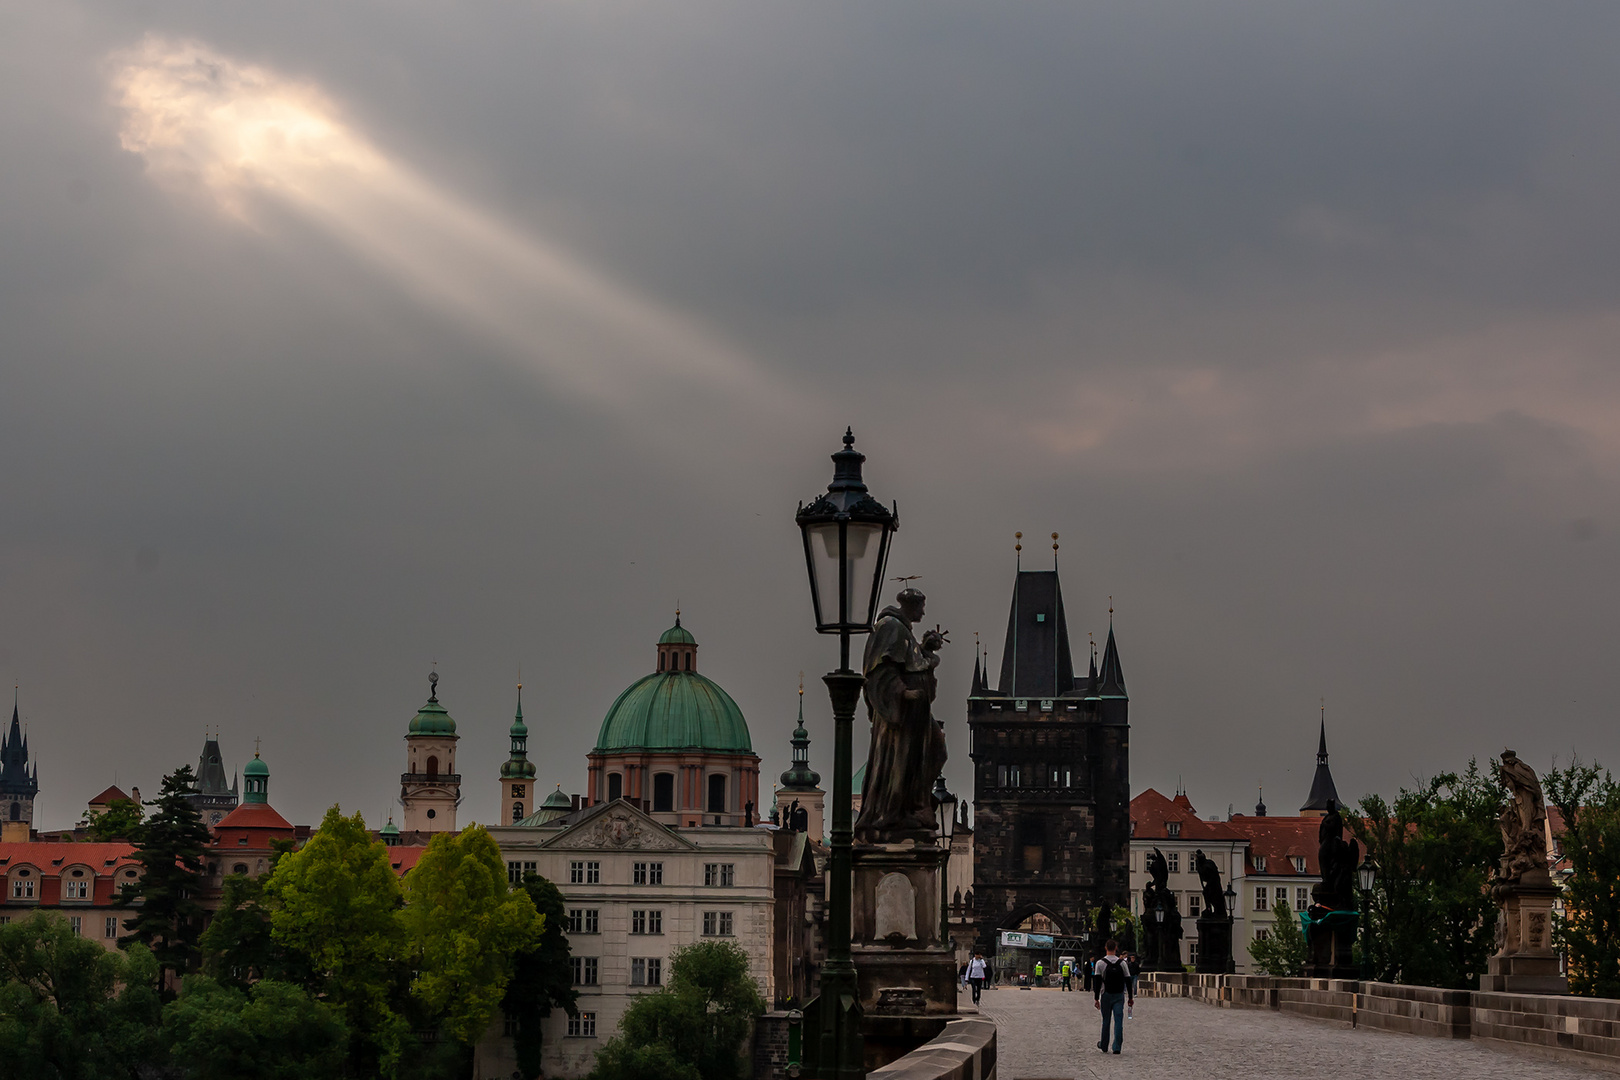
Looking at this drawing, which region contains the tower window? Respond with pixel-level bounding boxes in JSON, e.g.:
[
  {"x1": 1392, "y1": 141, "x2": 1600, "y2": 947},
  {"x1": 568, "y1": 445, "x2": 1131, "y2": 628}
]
[
  {"x1": 8, "y1": 803, "x2": 16, "y2": 821},
  {"x1": 685, "y1": 651, "x2": 693, "y2": 671},
  {"x1": 707, "y1": 775, "x2": 727, "y2": 813},
  {"x1": 426, "y1": 756, "x2": 439, "y2": 778},
  {"x1": 426, "y1": 809, "x2": 437, "y2": 819},
  {"x1": 659, "y1": 653, "x2": 666, "y2": 672},
  {"x1": 653, "y1": 773, "x2": 675, "y2": 812},
  {"x1": 607, "y1": 773, "x2": 624, "y2": 802},
  {"x1": 1019, "y1": 818, "x2": 1046, "y2": 873},
  {"x1": 512, "y1": 803, "x2": 524, "y2": 822}
]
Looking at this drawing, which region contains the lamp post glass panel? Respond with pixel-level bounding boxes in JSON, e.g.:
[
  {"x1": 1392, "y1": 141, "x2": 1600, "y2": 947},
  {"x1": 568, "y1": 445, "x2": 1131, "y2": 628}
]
[
  {"x1": 1224, "y1": 881, "x2": 1237, "y2": 973},
  {"x1": 1357, "y1": 857, "x2": 1377, "y2": 981},
  {"x1": 933, "y1": 775, "x2": 958, "y2": 942},
  {"x1": 797, "y1": 429, "x2": 897, "y2": 1080}
]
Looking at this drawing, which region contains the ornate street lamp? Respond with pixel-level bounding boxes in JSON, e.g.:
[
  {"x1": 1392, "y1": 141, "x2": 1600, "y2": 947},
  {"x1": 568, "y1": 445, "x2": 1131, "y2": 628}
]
[
  {"x1": 1357, "y1": 856, "x2": 1377, "y2": 982},
  {"x1": 1153, "y1": 900, "x2": 1166, "y2": 973},
  {"x1": 797, "y1": 429, "x2": 898, "y2": 1080},
  {"x1": 933, "y1": 775, "x2": 959, "y2": 943}
]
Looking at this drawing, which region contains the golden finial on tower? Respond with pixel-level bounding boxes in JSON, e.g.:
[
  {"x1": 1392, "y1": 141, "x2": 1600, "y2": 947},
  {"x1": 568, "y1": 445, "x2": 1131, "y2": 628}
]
[
  {"x1": 1108, "y1": 595, "x2": 1114, "y2": 616},
  {"x1": 798, "y1": 672, "x2": 804, "y2": 697}
]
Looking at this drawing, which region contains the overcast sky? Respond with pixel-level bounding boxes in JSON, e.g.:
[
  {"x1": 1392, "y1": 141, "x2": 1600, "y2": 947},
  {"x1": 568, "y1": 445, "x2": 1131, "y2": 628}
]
[{"x1": 5, "y1": 1, "x2": 1620, "y2": 832}]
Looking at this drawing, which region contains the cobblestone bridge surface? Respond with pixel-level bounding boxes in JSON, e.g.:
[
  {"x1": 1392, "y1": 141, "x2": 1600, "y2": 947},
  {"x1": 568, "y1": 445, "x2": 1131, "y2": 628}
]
[{"x1": 968, "y1": 984, "x2": 1605, "y2": 1080}]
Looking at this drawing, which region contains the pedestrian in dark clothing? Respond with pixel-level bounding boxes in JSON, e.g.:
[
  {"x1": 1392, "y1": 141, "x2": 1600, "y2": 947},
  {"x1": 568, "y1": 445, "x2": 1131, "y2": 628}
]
[{"x1": 1092, "y1": 939, "x2": 1134, "y2": 1054}]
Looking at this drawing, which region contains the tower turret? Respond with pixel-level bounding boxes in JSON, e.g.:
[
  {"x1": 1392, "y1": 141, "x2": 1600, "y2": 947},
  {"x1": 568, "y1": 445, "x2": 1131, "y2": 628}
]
[
  {"x1": 401, "y1": 671, "x2": 461, "y2": 833},
  {"x1": 1097, "y1": 616, "x2": 1128, "y2": 726},
  {"x1": 501, "y1": 685, "x2": 537, "y2": 824},
  {"x1": 1299, "y1": 707, "x2": 1340, "y2": 818},
  {"x1": 0, "y1": 692, "x2": 37, "y2": 842},
  {"x1": 776, "y1": 680, "x2": 825, "y2": 838},
  {"x1": 243, "y1": 749, "x2": 270, "y2": 804}
]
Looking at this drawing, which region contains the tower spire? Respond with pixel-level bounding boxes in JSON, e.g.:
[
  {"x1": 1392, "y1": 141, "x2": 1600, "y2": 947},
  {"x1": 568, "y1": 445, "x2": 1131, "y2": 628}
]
[{"x1": 1300, "y1": 701, "x2": 1341, "y2": 816}]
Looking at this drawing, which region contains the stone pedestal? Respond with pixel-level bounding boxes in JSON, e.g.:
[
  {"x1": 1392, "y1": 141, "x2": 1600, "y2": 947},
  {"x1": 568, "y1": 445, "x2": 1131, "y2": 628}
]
[
  {"x1": 850, "y1": 842, "x2": 958, "y2": 1016},
  {"x1": 1196, "y1": 916, "x2": 1232, "y2": 975},
  {"x1": 1305, "y1": 909, "x2": 1358, "y2": 980},
  {"x1": 1484, "y1": 875, "x2": 1567, "y2": 994}
]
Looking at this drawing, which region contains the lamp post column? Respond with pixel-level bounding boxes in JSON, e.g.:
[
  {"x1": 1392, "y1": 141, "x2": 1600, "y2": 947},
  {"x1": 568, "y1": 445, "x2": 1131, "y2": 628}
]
[{"x1": 819, "y1": 668, "x2": 865, "y2": 1080}]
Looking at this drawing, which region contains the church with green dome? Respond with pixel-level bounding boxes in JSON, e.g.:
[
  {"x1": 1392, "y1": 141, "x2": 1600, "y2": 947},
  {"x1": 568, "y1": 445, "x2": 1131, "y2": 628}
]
[{"x1": 586, "y1": 615, "x2": 761, "y2": 827}]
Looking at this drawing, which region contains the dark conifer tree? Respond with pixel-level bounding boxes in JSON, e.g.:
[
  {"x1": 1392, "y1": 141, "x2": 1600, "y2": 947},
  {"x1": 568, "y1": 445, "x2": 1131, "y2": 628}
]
[
  {"x1": 117, "y1": 765, "x2": 213, "y2": 993},
  {"x1": 503, "y1": 873, "x2": 579, "y2": 1078}
]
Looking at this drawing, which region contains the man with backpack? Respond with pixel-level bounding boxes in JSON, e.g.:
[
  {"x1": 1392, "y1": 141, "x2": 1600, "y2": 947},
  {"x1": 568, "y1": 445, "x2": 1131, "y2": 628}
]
[{"x1": 1092, "y1": 939, "x2": 1134, "y2": 1054}]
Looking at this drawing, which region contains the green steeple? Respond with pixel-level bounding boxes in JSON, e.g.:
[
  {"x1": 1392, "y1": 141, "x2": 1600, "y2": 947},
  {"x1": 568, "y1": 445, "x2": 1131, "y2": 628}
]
[
  {"x1": 242, "y1": 750, "x2": 269, "y2": 804},
  {"x1": 501, "y1": 685, "x2": 537, "y2": 780},
  {"x1": 408, "y1": 671, "x2": 457, "y2": 736},
  {"x1": 779, "y1": 682, "x2": 821, "y2": 791}
]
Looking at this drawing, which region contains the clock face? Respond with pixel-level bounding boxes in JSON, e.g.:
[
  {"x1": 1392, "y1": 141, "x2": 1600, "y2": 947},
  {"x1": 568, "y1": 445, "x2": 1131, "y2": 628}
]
[{"x1": 210, "y1": 812, "x2": 223, "y2": 825}]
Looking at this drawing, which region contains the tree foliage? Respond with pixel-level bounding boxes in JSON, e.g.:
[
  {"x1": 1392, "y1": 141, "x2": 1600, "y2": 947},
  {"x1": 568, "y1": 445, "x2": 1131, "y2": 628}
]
[
  {"x1": 0, "y1": 912, "x2": 163, "y2": 1079},
  {"x1": 163, "y1": 975, "x2": 348, "y2": 1080},
  {"x1": 265, "y1": 805, "x2": 409, "y2": 1075},
  {"x1": 85, "y1": 798, "x2": 143, "y2": 842},
  {"x1": 118, "y1": 765, "x2": 213, "y2": 991},
  {"x1": 200, "y1": 873, "x2": 282, "y2": 990},
  {"x1": 1543, "y1": 758, "x2": 1620, "y2": 997},
  {"x1": 400, "y1": 825, "x2": 544, "y2": 1044},
  {"x1": 1349, "y1": 762, "x2": 1502, "y2": 988},
  {"x1": 502, "y1": 872, "x2": 579, "y2": 1078},
  {"x1": 1248, "y1": 899, "x2": 1308, "y2": 976},
  {"x1": 591, "y1": 940, "x2": 764, "y2": 1080}
]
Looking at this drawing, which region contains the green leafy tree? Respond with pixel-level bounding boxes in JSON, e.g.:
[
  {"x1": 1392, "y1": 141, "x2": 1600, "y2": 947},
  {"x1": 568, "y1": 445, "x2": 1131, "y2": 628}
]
[
  {"x1": 400, "y1": 825, "x2": 544, "y2": 1045},
  {"x1": 1543, "y1": 758, "x2": 1620, "y2": 997},
  {"x1": 200, "y1": 873, "x2": 285, "y2": 990},
  {"x1": 118, "y1": 765, "x2": 213, "y2": 991},
  {"x1": 589, "y1": 1041, "x2": 701, "y2": 1080},
  {"x1": 1350, "y1": 761, "x2": 1502, "y2": 988},
  {"x1": 85, "y1": 798, "x2": 143, "y2": 842},
  {"x1": 502, "y1": 872, "x2": 579, "y2": 1079},
  {"x1": 266, "y1": 805, "x2": 408, "y2": 1076},
  {"x1": 1248, "y1": 899, "x2": 1308, "y2": 976},
  {"x1": 0, "y1": 912, "x2": 164, "y2": 1078},
  {"x1": 162, "y1": 975, "x2": 348, "y2": 1080},
  {"x1": 592, "y1": 940, "x2": 764, "y2": 1080}
]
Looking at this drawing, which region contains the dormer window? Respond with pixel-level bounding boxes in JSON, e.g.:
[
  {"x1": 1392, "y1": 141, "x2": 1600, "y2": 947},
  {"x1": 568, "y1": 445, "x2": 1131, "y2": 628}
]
[
  {"x1": 1253, "y1": 856, "x2": 1267, "y2": 872},
  {"x1": 1167, "y1": 821, "x2": 1181, "y2": 838},
  {"x1": 1294, "y1": 856, "x2": 1307, "y2": 874}
]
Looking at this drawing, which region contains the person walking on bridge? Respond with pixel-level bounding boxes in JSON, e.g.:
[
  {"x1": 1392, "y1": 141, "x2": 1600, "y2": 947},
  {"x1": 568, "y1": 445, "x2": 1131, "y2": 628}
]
[
  {"x1": 966, "y1": 953, "x2": 987, "y2": 1005},
  {"x1": 1093, "y1": 939, "x2": 1134, "y2": 1054}
]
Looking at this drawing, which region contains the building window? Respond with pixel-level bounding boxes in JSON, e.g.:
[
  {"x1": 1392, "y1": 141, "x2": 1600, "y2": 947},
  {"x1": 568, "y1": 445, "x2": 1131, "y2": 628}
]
[
  {"x1": 659, "y1": 653, "x2": 666, "y2": 672},
  {"x1": 508, "y1": 861, "x2": 537, "y2": 885},
  {"x1": 233, "y1": 863, "x2": 249, "y2": 875},
  {"x1": 69, "y1": 916, "x2": 82, "y2": 936},
  {"x1": 1018, "y1": 818, "x2": 1045, "y2": 873},
  {"x1": 702, "y1": 911, "x2": 734, "y2": 937},
  {"x1": 426, "y1": 756, "x2": 439, "y2": 778},
  {"x1": 1188, "y1": 894, "x2": 1201, "y2": 918},
  {"x1": 64, "y1": 880, "x2": 89, "y2": 900},
  {"x1": 569, "y1": 861, "x2": 600, "y2": 885},
  {"x1": 567, "y1": 1013, "x2": 597, "y2": 1038},
  {"x1": 567, "y1": 908, "x2": 600, "y2": 934},
  {"x1": 632, "y1": 909, "x2": 664, "y2": 935},
  {"x1": 503, "y1": 1013, "x2": 518, "y2": 1037},
  {"x1": 607, "y1": 773, "x2": 623, "y2": 802},
  {"x1": 1254, "y1": 927, "x2": 1271, "y2": 942},
  {"x1": 1254, "y1": 887, "x2": 1269, "y2": 912},
  {"x1": 704, "y1": 863, "x2": 735, "y2": 887},
  {"x1": 631, "y1": 957, "x2": 664, "y2": 986},
  {"x1": 11, "y1": 878, "x2": 32, "y2": 900},
  {"x1": 1167, "y1": 821, "x2": 1181, "y2": 838},
  {"x1": 707, "y1": 775, "x2": 727, "y2": 813},
  {"x1": 653, "y1": 773, "x2": 675, "y2": 812},
  {"x1": 570, "y1": 957, "x2": 599, "y2": 985},
  {"x1": 1294, "y1": 857, "x2": 1308, "y2": 874},
  {"x1": 1296, "y1": 887, "x2": 1309, "y2": 909},
  {"x1": 1253, "y1": 856, "x2": 1266, "y2": 872},
  {"x1": 633, "y1": 861, "x2": 664, "y2": 886},
  {"x1": 1166, "y1": 853, "x2": 1179, "y2": 874},
  {"x1": 511, "y1": 803, "x2": 524, "y2": 822},
  {"x1": 105, "y1": 916, "x2": 118, "y2": 938}
]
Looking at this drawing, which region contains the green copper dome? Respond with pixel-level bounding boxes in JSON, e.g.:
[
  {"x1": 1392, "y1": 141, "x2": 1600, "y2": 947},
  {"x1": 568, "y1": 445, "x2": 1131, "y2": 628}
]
[
  {"x1": 408, "y1": 673, "x2": 456, "y2": 736},
  {"x1": 542, "y1": 786, "x2": 572, "y2": 810},
  {"x1": 658, "y1": 617, "x2": 697, "y2": 646},
  {"x1": 596, "y1": 672, "x2": 752, "y2": 753},
  {"x1": 244, "y1": 755, "x2": 269, "y2": 779}
]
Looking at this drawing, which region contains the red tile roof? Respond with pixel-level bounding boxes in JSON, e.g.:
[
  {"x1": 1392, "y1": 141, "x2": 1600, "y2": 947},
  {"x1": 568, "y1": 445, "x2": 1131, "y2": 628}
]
[
  {"x1": 1225, "y1": 815, "x2": 1322, "y2": 876},
  {"x1": 388, "y1": 845, "x2": 429, "y2": 876},
  {"x1": 214, "y1": 802, "x2": 293, "y2": 832},
  {"x1": 88, "y1": 785, "x2": 130, "y2": 806},
  {"x1": 0, "y1": 842, "x2": 139, "y2": 869},
  {"x1": 1130, "y1": 789, "x2": 1246, "y2": 842}
]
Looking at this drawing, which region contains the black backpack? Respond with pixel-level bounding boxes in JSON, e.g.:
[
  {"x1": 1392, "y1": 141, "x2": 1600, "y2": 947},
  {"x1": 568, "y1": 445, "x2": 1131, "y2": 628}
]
[{"x1": 1100, "y1": 955, "x2": 1128, "y2": 994}]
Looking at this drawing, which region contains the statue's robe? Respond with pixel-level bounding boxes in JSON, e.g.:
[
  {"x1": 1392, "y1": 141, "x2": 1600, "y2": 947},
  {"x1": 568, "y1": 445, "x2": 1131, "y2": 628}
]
[{"x1": 854, "y1": 605, "x2": 947, "y2": 842}]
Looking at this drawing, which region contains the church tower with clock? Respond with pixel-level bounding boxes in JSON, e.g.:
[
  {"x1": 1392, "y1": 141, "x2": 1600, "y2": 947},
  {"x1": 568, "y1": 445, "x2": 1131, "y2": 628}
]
[{"x1": 401, "y1": 671, "x2": 462, "y2": 833}]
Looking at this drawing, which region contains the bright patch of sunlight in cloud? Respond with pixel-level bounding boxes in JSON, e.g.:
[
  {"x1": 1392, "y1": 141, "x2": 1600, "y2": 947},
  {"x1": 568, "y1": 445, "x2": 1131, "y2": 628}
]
[{"x1": 112, "y1": 35, "x2": 778, "y2": 415}]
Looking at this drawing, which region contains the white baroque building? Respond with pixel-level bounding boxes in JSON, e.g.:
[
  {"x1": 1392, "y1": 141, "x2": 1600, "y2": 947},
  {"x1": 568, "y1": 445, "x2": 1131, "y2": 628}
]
[{"x1": 479, "y1": 799, "x2": 777, "y2": 1080}]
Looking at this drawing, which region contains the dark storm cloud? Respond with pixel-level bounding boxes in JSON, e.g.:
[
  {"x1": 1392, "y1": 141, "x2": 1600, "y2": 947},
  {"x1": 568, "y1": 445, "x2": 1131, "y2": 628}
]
[{"x1": 3, "y1": 1, "x2": 1619, "y2": 830}]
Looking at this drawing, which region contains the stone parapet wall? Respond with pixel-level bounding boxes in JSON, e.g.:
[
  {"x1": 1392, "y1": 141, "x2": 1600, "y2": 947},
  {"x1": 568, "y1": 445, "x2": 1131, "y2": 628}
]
[
  {"x1": 1139, "y1": 972, "x2": 1620, "y2": 1072},
  {"x1": 866, "y1": 1017, "x2": 997, "y2": 1080}
]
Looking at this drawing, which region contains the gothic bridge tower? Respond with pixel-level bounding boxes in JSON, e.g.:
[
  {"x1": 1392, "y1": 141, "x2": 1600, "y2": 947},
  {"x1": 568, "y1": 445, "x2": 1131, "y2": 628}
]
[{"x1": 967, "y1": 539, "x2": 1131, "y2": 949}]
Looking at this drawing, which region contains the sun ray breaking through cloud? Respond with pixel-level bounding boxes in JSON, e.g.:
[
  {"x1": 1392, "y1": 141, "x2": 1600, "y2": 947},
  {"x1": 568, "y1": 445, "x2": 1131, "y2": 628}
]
[{"x1": 111, "y1": 35, "x2": 787, "y2": 425}]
